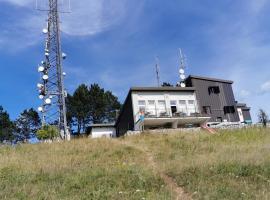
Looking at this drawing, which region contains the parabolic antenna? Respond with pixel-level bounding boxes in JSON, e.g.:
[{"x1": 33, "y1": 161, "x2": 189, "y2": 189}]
[
  {"x1": 180, "y1": 82, "x2": 186, "y2": 88},
  {"x1": 45, "y1": 98, "x2": 52, "y2": 104},
  {"x1": 38, "y1": 66, "x2": 45, "y2": 72},
  {"x1": 42, "y1": 28, "x2": 48, "y2": 34},
  {"x1": 37, "y1": 83, "x2": 43, "y2": 88},
  {"x1": 180, "y1": 74, "x2": 186, "y2": 80},
  {"x1": 179, "y1": 69, "x2": 185, "y2": 74},
  {"x1": 38, "y1": 107, "x2": 43, "y2": 112},
  {"x1": 42, "y1": 74, "x2": 49, "y2": 80},
  {"x1": 39, "y1": 95, "x2": 44, "y2": 99}
]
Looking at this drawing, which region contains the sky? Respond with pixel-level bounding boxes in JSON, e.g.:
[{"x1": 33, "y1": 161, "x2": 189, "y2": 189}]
[{"x1": 0, "y1": 0, "x2": 270, "y2": 121}]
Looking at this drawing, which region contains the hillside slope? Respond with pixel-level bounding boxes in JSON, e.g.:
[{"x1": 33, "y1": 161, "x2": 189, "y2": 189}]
[{"x1": 0, "y1": 128, "x2": 270, "y2": 199}]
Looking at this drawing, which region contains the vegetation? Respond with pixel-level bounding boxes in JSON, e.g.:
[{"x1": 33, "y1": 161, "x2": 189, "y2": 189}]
[
  {"x1": 0, "y1": 106, "x2": 14, "y2": 142},
  {"x1": 66, "y1": 83, "x2": 121, "y2": 134},
  {"x1": 258, "y1": 109, "x2": 269, "y2": 127},
  {"x1": 37, "y1": 125, "x2": 59, "y2": 140},
  {"x1": 0, "y1": 128, "x2": 270, "y2": 199}
]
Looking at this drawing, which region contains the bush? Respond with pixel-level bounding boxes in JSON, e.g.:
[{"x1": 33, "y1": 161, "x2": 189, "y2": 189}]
[{"x1": 37, "y1": 125, "x2": 59, "y2": 140}]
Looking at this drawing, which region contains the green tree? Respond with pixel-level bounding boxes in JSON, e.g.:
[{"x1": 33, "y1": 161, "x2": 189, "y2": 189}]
[
  {"x1": 37, "y1": 125, "x2": 59, "y2": 140},
  {"x1": 258, "y1": 109, "x2": 268, "y2": 128},
  {"x1": 66, "y1": 83, "x2": 121, "y2": 134},
  {"x1": 0, "y1": 106, "x2": 14, "y2": 142},
  {"x1": 15, "y1": 108, "x2": 41, "y2": 141},
  {"x1": 66, "y1": 84, "x2": 91, "y2": 134}
]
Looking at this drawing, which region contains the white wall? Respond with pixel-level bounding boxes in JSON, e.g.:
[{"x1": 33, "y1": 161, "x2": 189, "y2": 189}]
[
  {"x1": 91, "y1": 127, "x2": 116, "y2": 138},
  {"x1": 132, "y1": 91, "x2": 199, "y2": 123}
]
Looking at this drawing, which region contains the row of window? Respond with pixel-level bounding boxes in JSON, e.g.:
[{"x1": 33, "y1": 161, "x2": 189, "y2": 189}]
[
  {"x1": 138, "y1": 100, "x2": 195, "y2": 106},
  {"x1": 202, "y1": 106, "x2": 236, "y2": 115}
]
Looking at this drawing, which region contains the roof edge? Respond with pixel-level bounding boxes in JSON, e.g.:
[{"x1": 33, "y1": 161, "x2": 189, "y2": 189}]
[{"x1": 188, "y1": 75, "x2": 233, "y2": 84}]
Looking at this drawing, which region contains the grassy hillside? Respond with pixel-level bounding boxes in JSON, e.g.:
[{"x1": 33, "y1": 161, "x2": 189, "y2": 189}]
[{"x1": 0, "y1": 128, "x2": 270, "y2": 199}]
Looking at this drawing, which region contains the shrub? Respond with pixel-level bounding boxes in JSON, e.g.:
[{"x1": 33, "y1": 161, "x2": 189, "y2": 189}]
[{"x1": 37, "y1": 125, "x2": 59, "y2": 140}]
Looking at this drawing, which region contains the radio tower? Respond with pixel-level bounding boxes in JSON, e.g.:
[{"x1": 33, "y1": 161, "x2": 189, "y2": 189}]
[
  {"x1": 36, "y1": 0, "x2": 70, "y2": 140},
  {"x1": 155, "y1": 56, "x2": 161, "y2": 87},
  {"x1": 178, "y1": 48, "x2": 186, "y2": 88}
]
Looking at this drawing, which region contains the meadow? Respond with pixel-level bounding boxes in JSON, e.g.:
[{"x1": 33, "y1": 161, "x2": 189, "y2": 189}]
[{"x1": 0, "y1": 128, "x2": 270, "y2": 199}]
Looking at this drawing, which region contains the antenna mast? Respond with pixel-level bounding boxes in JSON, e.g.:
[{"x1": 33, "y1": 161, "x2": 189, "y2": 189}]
[
  {"x1": 178, "y1": 48, "x2": 186, "y2": 88},
  {"x1": 155, "y1": 56, "x2": 161, "y2": 87},
  {"x1": 37, "y1": 0, "x2": 70, "y2": 140}
]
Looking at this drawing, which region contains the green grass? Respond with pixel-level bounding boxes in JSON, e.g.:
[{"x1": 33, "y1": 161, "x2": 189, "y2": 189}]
[{"x1": 0, "y1": 128, "x2": 270, "y2": 199}]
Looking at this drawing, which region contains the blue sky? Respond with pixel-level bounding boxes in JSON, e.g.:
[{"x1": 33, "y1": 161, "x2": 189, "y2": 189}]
[{"x1": 0, "y1": 0, "x2": 270, "y2": 121}]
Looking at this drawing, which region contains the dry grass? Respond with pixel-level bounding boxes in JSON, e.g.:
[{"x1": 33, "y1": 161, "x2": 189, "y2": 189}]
[{"x1": 0, "y1": 128, "x2": 270, "y2": 199}]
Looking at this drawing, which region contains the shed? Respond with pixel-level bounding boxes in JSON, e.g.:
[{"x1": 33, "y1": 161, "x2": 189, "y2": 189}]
[{"x1": 90, "y1": 124, "x2": 116, "y2": 138}]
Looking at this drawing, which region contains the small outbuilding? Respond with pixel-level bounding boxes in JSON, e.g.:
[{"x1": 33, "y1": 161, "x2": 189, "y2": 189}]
[{"x1": 89, "y1": 124, "x2": 116, "y2": 138}]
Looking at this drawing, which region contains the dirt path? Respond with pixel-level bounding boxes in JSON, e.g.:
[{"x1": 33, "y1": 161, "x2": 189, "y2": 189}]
[{"x1": 121, "y1": 140, "x2": 192, "y2": 200}]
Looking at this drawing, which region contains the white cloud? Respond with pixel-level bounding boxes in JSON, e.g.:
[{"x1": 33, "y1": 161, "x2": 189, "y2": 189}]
[{"x1": 261, "y1": 81, "x2": 270, "y2": 93}]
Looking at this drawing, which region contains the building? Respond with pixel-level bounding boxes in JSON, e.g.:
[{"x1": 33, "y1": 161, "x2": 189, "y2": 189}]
[
  {"x1": 91, "y1": 75, "x2": 252, "y2": 137},
  {"x1": 89, "y1": 124, "x2": 116, "y2": 138},
  {"x1": 115, "y1": 86, "x2": 211, "y2": 137}
]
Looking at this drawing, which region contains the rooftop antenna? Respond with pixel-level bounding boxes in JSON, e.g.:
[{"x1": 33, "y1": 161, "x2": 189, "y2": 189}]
[
  {"x1": 36, "y1": 0, "x2": 70, "y2": 140},
  {"x1": 178, "y1": 48, "x2": 186, "y2": 88},
  {"x1": 155, "y1": 56, "x2": 161, "y2": 87}
]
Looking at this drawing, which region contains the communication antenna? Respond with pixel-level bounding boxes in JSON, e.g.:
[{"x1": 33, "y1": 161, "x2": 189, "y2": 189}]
[
  {"x1": 155, "y1": 56, "x2": 161, "y2": 87},
  {"x1": 36, "y1": 0, "x2": 70, "y2": 140},
  {"x1": 178, "y1": 48, "x2": 186, "y2": 88}
]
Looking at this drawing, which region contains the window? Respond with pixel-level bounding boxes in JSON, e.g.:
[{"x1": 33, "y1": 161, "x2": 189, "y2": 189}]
[
  {"x1": 147, "y1": 100, "x2": 156, "y2": 115},
  {"x1": 138, "y1": 100, "x2": 146, "y2": 113},
  {"x1": 179, "y1": 100, "x2": 186, "y2": 105},
  {"x1": 158, "y1": 100, "x2": 166, "y2": 113},
  {"x1": 148, "y1": 100, "x2": 155, "y2": 105},
  {"x1": 202, "y1": 106, "x2": 211, "y2": 114},
  {"x1": 179, "y1": 100, "x2": 187, "y2": 113},
  {"x1": 224, "y1": 106, "x2": 235, "y2": 114},
  {"x1": 208, "y1": 86, "x2": 220, "y2": 94},
  {"x1": 188, "y1": 100, "x2": 194, "y2": 105},
  {"x1": 170, "y1": 100, "x2": 177, "y2": 114},
  {"x1": 170, "y1": 100, "x2": 177, "y2": 106}
]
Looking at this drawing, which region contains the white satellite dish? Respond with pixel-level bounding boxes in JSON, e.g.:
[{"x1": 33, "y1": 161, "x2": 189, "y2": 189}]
[
  {"x1": 45, "y1": 98, "x2": 52, "y2": 104},
  {"x1": 37, "y1": 83, "x2": 43, "y2": 88},
  {"x1": 62, "y1": 53, "x2": 67, "y2": 59},
  {"x1": 39, "y1": 95, "x2": 44, "y2": 99},
  {"x1": 180, "y1": 74, "x2": 186, "y2": 80},
  {"x1": 63, "y1": 72, "x2": 66, "y2": 76},
  {"x1": 42, "y1": 28, "x2": 48, "y2": 34},
  {"x1": 49, "y1": 95, "x2": 53, "y2": 99},
  {"x1": 38, "y1": 107, "x2": 43, "y2": 112},
  {"x1": 38, "y1": 66, "x2": 45, "y2": 72},
  {"x1": 180, "y1": 82, "x2": 186, "y2": 88},
  {"x1": 45, "y1": 52, "x2": 49, "y2": 56},
  {"x1": 42, "y1": 74, "x2": 49, "y2": 80},
  {"x1": 179, "y1": 69, "x2": 185, "y2": 74}
]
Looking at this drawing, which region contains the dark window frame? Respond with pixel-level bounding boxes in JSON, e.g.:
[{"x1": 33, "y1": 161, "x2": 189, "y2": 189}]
[
  {"x1": 224, "y1": 106, "x2": 235, "y2": 114},
  {"x1": 208, "y1": 86, "x2": 220, "y2": 95}
]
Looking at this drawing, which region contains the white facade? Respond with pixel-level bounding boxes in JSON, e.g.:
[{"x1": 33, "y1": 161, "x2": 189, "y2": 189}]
[
  {"x1": 132, "y1": 91, "x2": 199, "y2": 122},
  {"x1": 91, "y1": 127, "x2": 116, "y2": 138}
]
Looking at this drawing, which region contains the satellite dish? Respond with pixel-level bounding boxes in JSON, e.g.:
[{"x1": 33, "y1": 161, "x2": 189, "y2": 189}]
[
  {"x1": 39, "y1": 95, "x2": 44, "y2": 99},
  {"x1": 49, "y1": 95, "x2": 53, "y2": 99},
  {"x1": 179, "y1": 69, "x2": 185, "y2": 74},
  {"x1": 42, "y1": 74, "x2": 49, "y2": 80},
  {"x1": 45, "y1": 52, "x2": 49, "y2": 56},
  {"x1": 38, "y1": 66, "x2": 45, "y2": 72},
  {"x1": 42, "y1": 28, "x2": 48, "y2": 34},
  {"x1": 62, "y1": 53, "x2": 67, "y2": 59},
  {"x1": 63, "y1": 72, "x2": 66, "y2": 76},
  {"x1": 38, "y1": 107, "x2": 43, "y2": 112},
  {"x1": 180, "y1": 82, "x2": 186, "y2": 88},
  {"x1": 37, "y1": 83, "x2": 43, "y2": 88},
  {"x1": 180, "y1": 74, "x2": 186, "y2": 80},
  {"x1": 45, "y1": 98, "x2": 52, "y2": 104}
]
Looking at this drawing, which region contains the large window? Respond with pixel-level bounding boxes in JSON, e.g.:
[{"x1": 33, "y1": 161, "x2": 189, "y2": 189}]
[
  {"x1": 170, "y1": 100, "x2": 177, "y2": 114},
  {"x1": 138, "y1": 100, "x2": 146, "y2": 113},
  {"x1": 147, "y1": 100, "x2": 156, "y2": 115},
  {"x1": 208, "y1": 86, "x2": 220, "y2": 94},
  {"x1": 187, "y1": 100, "x2": 196, "y2": 114},
  {"x1": 157, "y1": 100, "x2": 167, "y2": 114},
  {"x1": 179, "y1": 100, "x2": 187, "y2": 113},
  {"x1": 224, "y1": 106, "x2": 235, "y2": 114}
]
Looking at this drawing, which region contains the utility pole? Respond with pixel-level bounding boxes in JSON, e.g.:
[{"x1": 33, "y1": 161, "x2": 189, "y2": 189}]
[{"x1": 37, "y1": 0, "x2": 70, "y2": 140}]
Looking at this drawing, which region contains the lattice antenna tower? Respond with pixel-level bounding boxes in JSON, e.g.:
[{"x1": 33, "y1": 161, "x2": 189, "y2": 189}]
[
  {"x1": 178, "y1": 48, "x2": 186, "y2": 88},
  {"x1": 36, "y1": 0, "x2": 70, "y2": 140},
  {"x1": 155, "y1": 56, "x2": 161, "y2": 87}
]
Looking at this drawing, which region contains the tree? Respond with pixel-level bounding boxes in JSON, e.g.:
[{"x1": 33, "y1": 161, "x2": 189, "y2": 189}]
[
  {"x1": 0, "y1": 106, "x2": 14, "y2": 142},
  {"x1": 15, "y1": 108, "x2": 41, "y2": 141},
  {"x1": 66, "y1": 84, "x2": 91, "y2": 134},
  {"x1": 66, "y1": 83, "x2": 121, "y2": 134},
  {"x1": 162, "y1": 82, "x2": 173, "y2": 87},
  {"x1": 37, "y1": 125, "x2": 59, "y2": 140},
  {"x1": 258, "y1": 109, "x2": 268, "y2": 128}
]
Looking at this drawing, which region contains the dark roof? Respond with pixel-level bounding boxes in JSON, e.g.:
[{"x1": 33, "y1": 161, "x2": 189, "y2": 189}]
[
  {"x1": 187, "y1": 75, "x2": 233, "y2": 84},
  {"x1": 130, "y1": 86, "x2": 196, "y2": 92},
  {"x1": 90, "y1": 123, "x2": 115, "y2": 128}
]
